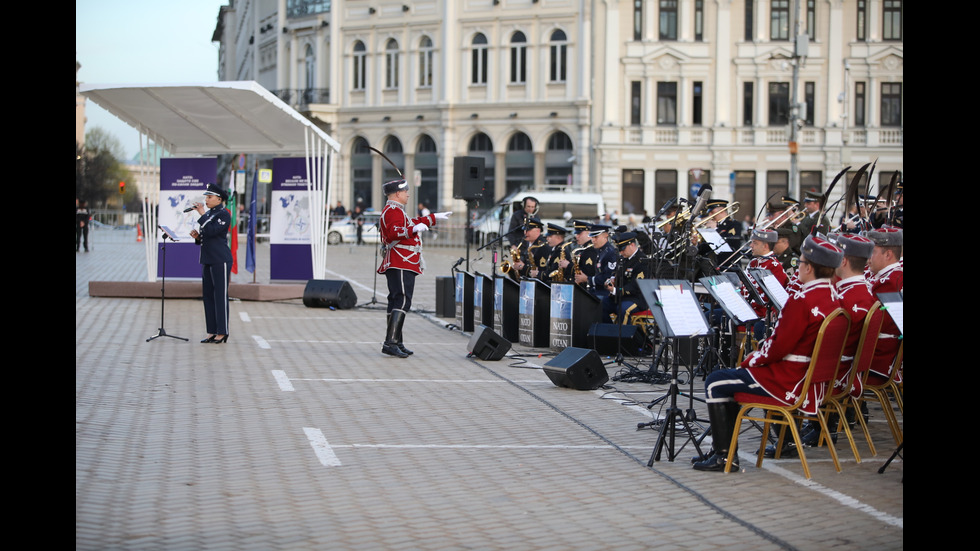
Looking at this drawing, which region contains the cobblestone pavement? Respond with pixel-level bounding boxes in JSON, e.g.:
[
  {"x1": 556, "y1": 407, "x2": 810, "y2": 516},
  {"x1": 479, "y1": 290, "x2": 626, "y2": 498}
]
[{"x1": 77, "y1": 229, "x2": 903, "y2": 550}]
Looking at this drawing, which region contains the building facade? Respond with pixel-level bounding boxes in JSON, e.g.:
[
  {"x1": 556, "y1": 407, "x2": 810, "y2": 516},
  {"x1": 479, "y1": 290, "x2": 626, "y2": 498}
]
[{"x1": 212, "y1": 0, "x2": 902, "y2": 222}]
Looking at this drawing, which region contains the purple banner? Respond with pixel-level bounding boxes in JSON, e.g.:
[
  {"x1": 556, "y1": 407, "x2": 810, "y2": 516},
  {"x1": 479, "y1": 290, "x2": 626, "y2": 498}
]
[
  {"x1": 270, "y1": 157, "x2": 313, "y2": 281},
  {"x1": 158, "y1": 157, "x2": 218, "y2": 279}
]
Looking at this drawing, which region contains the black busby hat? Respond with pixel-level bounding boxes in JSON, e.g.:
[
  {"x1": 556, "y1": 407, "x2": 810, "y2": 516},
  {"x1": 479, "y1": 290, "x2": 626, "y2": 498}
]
[{"x1": 382, "y1": 178, "x2": 409, "y2": 196}]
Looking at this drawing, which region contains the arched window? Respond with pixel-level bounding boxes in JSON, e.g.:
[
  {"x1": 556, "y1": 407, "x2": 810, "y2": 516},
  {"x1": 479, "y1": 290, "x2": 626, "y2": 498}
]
[
  {"x1": 506, "y1": 132, "x2": 534, "y2": 195},
  {"x1": 304, "y1": 44, "x2": 316, "y2": 101},
  {"x1": 352, "y1": 41, "x2": 366, "y2": 91},
  {"x1": 510, "y1": 31, "x2": 526, "y2": 84},
  {"x1": 383, "y1": 137, "x2": 404, "y2": 182},
  {"x1": 385, "y1": 39, "x2": 399, "y2": 89},
  {"x1": 545, "y1": 131, "x2": 574, "y2": 190},
  {"x1": 468, "y1": 133, "x2": 496, "y2": 205},
  {"x1": 419, "y1": 36, "x2": 433, "y2": 88},
  {"x1": 416, "y1": 135, "x2": 438, "y2": 210},
  {"x1": 471, "y1": 33, "x2": 488, "y2": 85},
  {"x1": 549, "y1": 30, "x2": 567, "y2": 83},
  {"x1": 351, "y1": 137, "x2": 373, "y2": 206}
]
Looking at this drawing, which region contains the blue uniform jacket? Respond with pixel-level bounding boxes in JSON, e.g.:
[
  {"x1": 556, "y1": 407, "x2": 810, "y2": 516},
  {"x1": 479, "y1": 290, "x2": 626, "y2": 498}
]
[{"x1": 197, "y1": 206, "x2": 234, "y2": 265}]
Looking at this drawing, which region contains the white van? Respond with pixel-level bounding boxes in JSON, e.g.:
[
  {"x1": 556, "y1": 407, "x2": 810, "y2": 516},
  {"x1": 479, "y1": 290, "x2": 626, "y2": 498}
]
[{"x1": 470, "y1": 190, "x2": 606, "y2": 246}]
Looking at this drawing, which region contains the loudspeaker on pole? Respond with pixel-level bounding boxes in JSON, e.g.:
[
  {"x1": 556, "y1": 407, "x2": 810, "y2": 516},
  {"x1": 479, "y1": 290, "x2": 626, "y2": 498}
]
[
  {"x1": 467, "y1": 324, "x2": 512, "y2": 361},
  {"x1": 303, "y1": 279, "x2": 358, "y2": 309},
  {"x1": 453, "y1": 156, "x2": 486, "y2": 200},
  {"x1": 543, "y1": 347, "x2": 609, "y2": 390}
]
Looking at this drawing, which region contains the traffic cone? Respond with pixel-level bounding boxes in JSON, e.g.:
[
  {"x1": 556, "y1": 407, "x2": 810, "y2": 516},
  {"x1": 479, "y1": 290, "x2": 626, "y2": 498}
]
[{"x1": 137, "y1": 224, "x2": 143, "y2": 242}]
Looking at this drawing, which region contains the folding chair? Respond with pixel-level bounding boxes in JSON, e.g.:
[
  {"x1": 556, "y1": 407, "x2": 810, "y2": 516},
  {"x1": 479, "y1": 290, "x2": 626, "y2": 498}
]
[{"x1": 724, "y1": 308, "x2": 850, "y2": 479}]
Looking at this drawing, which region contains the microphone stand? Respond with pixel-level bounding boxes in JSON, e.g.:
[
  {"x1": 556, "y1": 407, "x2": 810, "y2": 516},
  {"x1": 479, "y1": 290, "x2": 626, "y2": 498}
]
[
  {"x1": 358, "y1": 220, "x2": 386, "y2": 309},
  {"x1": 147, "y1": 227, "x2": 188, "y2": 342}
]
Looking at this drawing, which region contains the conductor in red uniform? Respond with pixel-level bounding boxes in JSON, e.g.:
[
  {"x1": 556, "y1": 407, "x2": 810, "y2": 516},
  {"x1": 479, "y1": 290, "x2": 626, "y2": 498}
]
[
  {"x1": 693, "y1": 235, "x2": 844, "y2": 472},
  {"x1": 377, "y1": 178, "x2": 451, "y2": 358}
]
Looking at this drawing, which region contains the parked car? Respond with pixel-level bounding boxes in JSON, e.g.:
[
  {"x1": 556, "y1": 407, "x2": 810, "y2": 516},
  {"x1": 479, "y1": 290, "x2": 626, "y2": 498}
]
[
  {"x1": 470, "y1": 190, "x2": 605, "y2": 246},
  {"x1": 327, "y1": 212, "x2": 381, "y2": 244}
]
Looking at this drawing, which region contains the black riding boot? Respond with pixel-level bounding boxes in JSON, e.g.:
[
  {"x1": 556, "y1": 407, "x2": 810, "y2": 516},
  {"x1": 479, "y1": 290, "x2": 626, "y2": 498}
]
[
  {"x1": 382, "y1": 311, "x2": 409, "y2": 358},
  {"x1": 394, "y1": 311, "x2": 413, "y2": 355},
  {"x1": 693, "y1": 402, "x2": 740, "y2": 472}
]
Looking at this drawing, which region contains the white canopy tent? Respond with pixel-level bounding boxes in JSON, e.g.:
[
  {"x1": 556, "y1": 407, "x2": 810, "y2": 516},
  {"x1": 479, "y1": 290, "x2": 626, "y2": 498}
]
[{"x1": 79, "y1": 81, "x2": 341, "y2": 281}]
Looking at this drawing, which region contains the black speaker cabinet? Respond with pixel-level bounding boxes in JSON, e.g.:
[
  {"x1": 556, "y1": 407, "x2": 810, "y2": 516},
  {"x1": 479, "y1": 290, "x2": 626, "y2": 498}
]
[
  {"x1": 543, "y1": 347, "x2": 609, "y2": 390},
  {"x1": 303, "y1": 279, "x2": 358, "y2": 309},
  {"x1": 435, "y1": 276, "x2": 455, "y2": 318},
  {"x1": 453, "y1": 156, "x2": 486, "y2": 200},
  {"x1": 587, "y1": 323, "x2": 646, "y2": 357},
  {"x1": 467, "y1": 325, "x2": 512, "y2": 361}
]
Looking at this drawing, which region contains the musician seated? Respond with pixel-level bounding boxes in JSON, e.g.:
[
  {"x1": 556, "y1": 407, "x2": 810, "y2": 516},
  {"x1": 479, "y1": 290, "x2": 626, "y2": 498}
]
[
  {"x1": 542, "y1": 223, "x2": 572, "y2": 284},
  {"x1": 601, "y1": 232, "x2": 649, "y2": 324},
  {"x1": 576, "y1": 224, "x2": 616, "y2": 301},
  {"x1": 693, "y1": 236, "x2": 844, "y2": 472}
]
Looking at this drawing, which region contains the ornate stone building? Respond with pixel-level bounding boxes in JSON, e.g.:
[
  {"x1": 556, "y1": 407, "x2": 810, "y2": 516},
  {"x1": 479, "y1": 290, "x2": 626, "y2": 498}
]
[{"x1": 213, "y1": 0, "x2": 902, "y2": 220}]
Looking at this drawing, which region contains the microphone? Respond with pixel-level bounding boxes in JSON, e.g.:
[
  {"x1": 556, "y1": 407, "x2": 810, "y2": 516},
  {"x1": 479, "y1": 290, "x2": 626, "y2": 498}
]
[
  {"x1": 690, "y1": 184, "x2": 713, "y2": 218},
  {"x1": 452, "y1": 257, "x2": 465, "y2": 270},
  {"x1": 183, "y1": 204, "x2": 200, "y2": 213}
]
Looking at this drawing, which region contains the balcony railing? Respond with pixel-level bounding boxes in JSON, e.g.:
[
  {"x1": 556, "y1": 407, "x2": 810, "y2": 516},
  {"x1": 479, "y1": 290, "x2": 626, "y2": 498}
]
[{"x1": 271, "y1": 88, "x2": 330, "y2": 109}]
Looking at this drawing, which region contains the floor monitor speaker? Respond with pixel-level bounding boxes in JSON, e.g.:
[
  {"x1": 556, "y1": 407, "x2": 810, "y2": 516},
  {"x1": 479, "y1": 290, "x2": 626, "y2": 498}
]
[
  {"x1": 543, "y1": 348, "x2": 609, "y2": 390},
  {"x1": 587, "y1": 323, "x2": 646, "y2": 357},
  {"x1": 467, "y1": 325, "x2": 512, "y2": 361},
  {"x1": 303, "y1": 279, "x2": 358, "y2": 309}
]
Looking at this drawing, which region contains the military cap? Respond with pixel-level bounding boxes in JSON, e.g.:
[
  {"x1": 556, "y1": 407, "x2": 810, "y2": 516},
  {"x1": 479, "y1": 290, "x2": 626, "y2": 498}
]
[
  {"x1": 589, "y1": 224, "x2": 612, "y2": 237},
  {"x1": 613, "y1": 231, "x2": 638, "y2": 249},
  {"x1": 800, "y1": 235, "x2": 843, "y2": 268},
  {"x1": 203, "y1": 183, "x2": 228, "y2": 202},
  {"x1": 572, "y1": 220, "x2": 592, "y2": 233},
  {"x1": 866, "y1": 226, "x2": 903, "y2": 247},
  {"x1": 836, "y1": 234, "x2": 875, "y2": 259},
  {"x1": 525, "y1": 217, "x2": 544, "y2": 230},
  {"x1": 546, "y1": 223, "x2": 567, "y2": 235},
  {"x1": 751, "y1": 229, "x2": 778, "y2": 243}
]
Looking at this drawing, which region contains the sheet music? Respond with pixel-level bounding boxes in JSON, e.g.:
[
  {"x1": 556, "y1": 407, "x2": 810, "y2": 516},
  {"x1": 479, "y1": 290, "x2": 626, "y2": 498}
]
[
  {"x1": 711, "y1": 280, "x2": 757, "y2": 323},
  {"x1": 759, "y1": 272, "x2": 789, "y2": 309},
  {"x1": 882, "y1": 300, "x2": 903, "y2": 335},
  {"x1": 697, "y1": 228, "x2": 732, "y2": 253},
  {"x1": 656, "y1": 286, "x2": 709, "y2": 336}
]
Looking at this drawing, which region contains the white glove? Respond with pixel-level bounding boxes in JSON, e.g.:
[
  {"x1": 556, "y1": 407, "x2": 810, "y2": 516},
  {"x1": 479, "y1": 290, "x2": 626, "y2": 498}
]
[
  {"x1": 413, "y1": 223, "x2": 428, "y2": 233},
  {"x1": 434, "y1": 211, "x2": 452, "y2": 220}
]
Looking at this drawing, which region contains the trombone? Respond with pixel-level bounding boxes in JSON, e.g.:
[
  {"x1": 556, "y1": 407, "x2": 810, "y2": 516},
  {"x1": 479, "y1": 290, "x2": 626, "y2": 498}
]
[
  {"x1": 716, "y1": 205, "x2": 804, "y2": 271},
  {"x1": 693, "y1": 201, "x2": 740, "y2": 230}
]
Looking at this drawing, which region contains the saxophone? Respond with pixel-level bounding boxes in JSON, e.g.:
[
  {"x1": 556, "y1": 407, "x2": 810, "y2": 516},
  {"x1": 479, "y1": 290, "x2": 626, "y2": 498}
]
[
  {"x1": 548, "y1": 243, "x2": 567, "y2": 282},
  {"x1": 571, "y1": 243, "x2": 592, "y2": 277},
  {"x1": 500, "y1": 247, "x2": 520, "y2": 278}
]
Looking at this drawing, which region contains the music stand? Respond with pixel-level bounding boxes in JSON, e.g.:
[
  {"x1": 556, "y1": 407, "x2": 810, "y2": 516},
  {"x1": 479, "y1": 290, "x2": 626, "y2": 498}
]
[
  {"x1": 700, "y1": 274, "x2": 760, "y2": 370},
  {"x1": 638, "y1": 279, "x2": 711, "y2": 463},
  {"x1": 147, "y1": 226, "x2": 188, "y2": 342}
]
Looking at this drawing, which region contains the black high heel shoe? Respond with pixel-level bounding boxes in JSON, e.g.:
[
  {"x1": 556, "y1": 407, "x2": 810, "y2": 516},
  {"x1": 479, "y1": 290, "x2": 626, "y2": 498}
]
[
  {"x1": 201, "y1": 335, "x2": 216, "y2": 343},
  {"x1": 211, "y1": 335, "x2": 229, "y2": 344}
]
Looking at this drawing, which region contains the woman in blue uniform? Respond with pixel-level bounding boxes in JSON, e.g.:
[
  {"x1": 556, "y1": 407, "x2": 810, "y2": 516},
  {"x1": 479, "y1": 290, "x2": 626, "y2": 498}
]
[{"x1": 189, "y1": 184, "x2": 233, "y2": 344}]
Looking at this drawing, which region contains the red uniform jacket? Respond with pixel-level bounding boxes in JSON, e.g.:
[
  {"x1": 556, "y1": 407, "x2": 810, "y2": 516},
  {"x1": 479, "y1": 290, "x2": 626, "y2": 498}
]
[
  {"x1": 741, "y1": 278, "x2": 841, "y2": 415},
  {"x1": 867, "y1": 262, "x2": 903, "y2": 383},
  {"x1": 743, "y1": 254, "x2": 789, "y2": 318},
  {"x1": 835, "y1": 275, "x2": 876, "y2": 397},
  {"x1": 377, "y1": 200, "x2": 436, "y2": 275}
]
